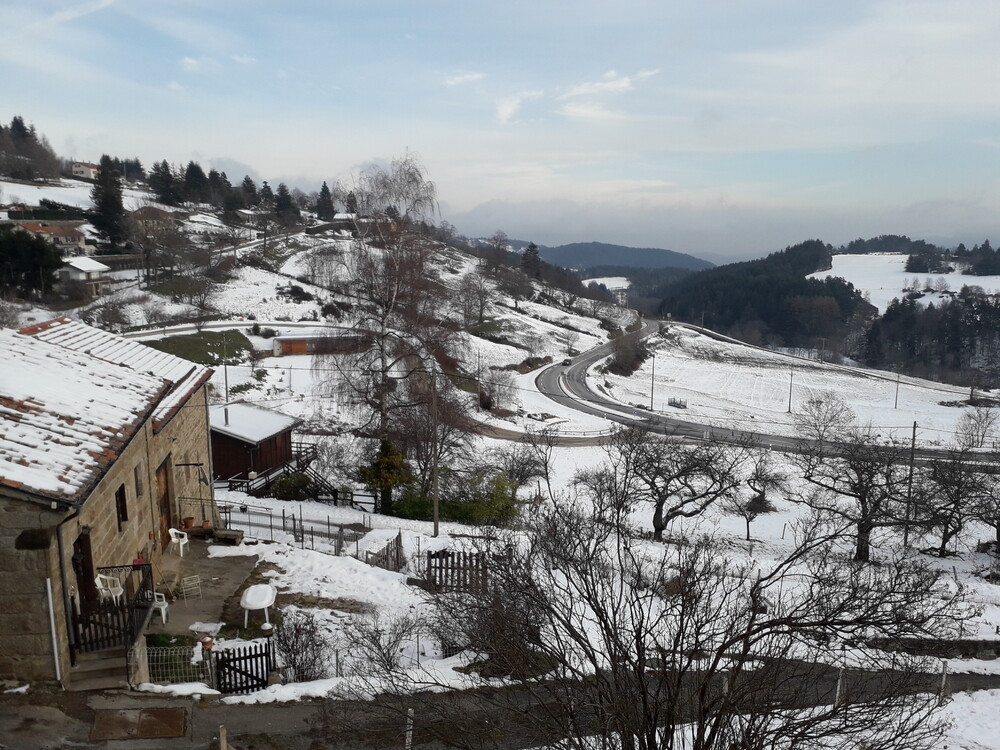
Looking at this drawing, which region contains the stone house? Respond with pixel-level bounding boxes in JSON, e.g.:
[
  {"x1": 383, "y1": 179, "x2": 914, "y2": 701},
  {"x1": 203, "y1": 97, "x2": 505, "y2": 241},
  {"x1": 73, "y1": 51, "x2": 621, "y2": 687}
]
[{"x1": 0, "y1": 318, "x2": 214, "y2": 687}]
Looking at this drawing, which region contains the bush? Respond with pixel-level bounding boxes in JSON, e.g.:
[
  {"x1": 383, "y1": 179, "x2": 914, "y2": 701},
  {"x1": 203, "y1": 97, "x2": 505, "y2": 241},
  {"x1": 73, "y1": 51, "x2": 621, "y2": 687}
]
[
  {"x1": 271, "y1": 472, "x2": 311, "y2": 500},
  {"x1": 274, "y1": 609, "x2": 331, "y2": 682}
]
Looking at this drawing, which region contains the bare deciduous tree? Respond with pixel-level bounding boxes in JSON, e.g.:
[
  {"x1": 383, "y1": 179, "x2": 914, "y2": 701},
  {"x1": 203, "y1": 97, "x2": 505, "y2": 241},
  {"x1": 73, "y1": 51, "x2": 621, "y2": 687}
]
[
  {"x1": 957, "y1": 404, "x2": 998, "y2": 450},
  {"x1": 796, "y1": 425, "x2": 911, "y2": 563},
  {"x1": 342, "y1": 503, "x2": 969, "y2": 750}
]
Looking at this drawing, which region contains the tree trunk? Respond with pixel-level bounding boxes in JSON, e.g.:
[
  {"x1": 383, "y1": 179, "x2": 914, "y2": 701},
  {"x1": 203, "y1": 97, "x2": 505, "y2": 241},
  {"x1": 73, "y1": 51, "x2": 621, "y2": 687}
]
[
  {"x1": 652, "y1": 499, "x2": 666, "y2": 542},
  {"x1": 854, "y1": 520, "x2": 873, "y2": 563}
]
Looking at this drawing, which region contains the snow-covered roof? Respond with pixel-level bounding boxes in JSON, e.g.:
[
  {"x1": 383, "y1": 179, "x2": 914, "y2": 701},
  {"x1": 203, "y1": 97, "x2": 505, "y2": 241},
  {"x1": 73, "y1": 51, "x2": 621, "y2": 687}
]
[
  {"x1": 0, "y1": 329, "x2": 169, "y2": 502},
  {"x1": 64, "y1": 256, "x2": 109, "y2": 273},
  {"x1": 210, "y1": 402, "x2": 300, "y2": 444},
  {"x1": 20, "y1": 318, "x2": 213, "y2": 431}
]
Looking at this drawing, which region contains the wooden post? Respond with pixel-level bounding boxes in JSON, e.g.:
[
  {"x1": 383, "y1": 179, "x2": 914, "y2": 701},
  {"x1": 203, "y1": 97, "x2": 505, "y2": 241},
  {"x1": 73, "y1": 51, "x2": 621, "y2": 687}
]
[{"x1": 219, "y1": 725, "x2": 228, "y2": 750}]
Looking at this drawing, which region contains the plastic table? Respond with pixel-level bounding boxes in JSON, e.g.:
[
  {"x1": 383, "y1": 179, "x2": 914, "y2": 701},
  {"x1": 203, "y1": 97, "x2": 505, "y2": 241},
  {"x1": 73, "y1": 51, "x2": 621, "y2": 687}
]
[{"x1": 240, "y1": 584, "x2": 276, "y2": 628}]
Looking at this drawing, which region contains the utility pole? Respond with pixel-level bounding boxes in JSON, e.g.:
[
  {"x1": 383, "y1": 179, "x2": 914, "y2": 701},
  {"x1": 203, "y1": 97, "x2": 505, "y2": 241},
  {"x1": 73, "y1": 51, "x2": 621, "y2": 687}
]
[
  {"x1": 649, "y1": 355, "x2": 655, "y2": 411},
  {"x1": 787, "y1": 370, "x2": 793, "y2": 413},
  {"x1": 894, "y1": 372, "x2": 900, "y2": 409},
  {"x1": 431, "y1": 369, "x2": 440, "y2": 538},
  {"x1": 904, "y1": 421, "x2": 917, "y2": 547}
]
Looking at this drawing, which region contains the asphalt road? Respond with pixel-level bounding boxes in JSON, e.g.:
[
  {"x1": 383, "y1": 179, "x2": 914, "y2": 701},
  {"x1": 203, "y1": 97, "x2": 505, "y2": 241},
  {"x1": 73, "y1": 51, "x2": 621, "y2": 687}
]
[{"x1": 535, "y1": 320, "x2": 805, "y2": 451}]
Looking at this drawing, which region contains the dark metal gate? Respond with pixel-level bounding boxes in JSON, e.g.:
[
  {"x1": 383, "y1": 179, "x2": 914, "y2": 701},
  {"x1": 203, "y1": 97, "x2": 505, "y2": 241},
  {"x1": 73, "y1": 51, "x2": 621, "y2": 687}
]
[{"x1": 214, "y1": 640, "x2": 276, "y2": 694}]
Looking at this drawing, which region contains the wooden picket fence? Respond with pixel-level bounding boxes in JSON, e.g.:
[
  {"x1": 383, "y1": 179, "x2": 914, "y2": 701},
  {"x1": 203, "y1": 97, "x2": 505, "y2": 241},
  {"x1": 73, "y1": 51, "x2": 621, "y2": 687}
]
[
  {"x1": 365, "y1": 531, "x2": 404, "y2": 572},
  {"x1": 426, "y1": 549, "x2": 490, "y2": 593},
  {"x1": 214, "y1": 640, "x2": 275, "y2": 695}
]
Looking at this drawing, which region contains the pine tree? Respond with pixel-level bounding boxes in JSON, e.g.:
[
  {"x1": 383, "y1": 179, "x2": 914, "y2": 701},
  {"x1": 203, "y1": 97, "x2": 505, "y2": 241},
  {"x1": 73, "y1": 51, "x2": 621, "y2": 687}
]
[
  {"x1": 316, "y1": 181, "x2": 335, "y2": 220},
  {"x1": 149, "y1": 160, "x2": 180, "y2": 204},
  {"x1": 259, "y1": 181, "x2": 275, "y2": 204},
  {"x1": 90, "y1": 155, "x2": 126, "y2": 249},
  {"x1": 274, "y1": 182, "x2": 299, "y2": 225},
  {"x1": 241, "y1": 175, "x2": 259, "y2": 207},
  {"x1": 183, "y1": 161, "x2": 210, "y2": 204},
  {"x1": 521, "y1": 242, "x2": 542, "y2": 279}
]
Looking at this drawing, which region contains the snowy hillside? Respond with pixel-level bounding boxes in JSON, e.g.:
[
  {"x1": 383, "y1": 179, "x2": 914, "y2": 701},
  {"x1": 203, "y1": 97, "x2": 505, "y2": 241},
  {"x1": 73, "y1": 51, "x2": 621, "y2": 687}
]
[{"x1": 808, "y1": 253, "x2": 1000, "y2": 314}]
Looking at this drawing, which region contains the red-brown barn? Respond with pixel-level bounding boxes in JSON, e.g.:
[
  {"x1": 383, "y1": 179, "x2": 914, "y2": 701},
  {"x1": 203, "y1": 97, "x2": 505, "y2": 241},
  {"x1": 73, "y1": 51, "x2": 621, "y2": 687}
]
[{"x1": 209, "y1": 402, "x2": 302, "y2": 480}]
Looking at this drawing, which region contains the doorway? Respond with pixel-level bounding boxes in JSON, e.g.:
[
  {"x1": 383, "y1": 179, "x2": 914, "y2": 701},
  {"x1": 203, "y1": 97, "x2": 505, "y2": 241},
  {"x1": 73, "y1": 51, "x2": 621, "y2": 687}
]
[{"x1": 155, "y1": 456, "x2": 174, "y2": 550}]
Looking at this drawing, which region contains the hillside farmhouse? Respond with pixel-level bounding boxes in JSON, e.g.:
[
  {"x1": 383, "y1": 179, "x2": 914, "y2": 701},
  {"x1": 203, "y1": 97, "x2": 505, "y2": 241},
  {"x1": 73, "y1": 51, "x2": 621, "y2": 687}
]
[
  {"x1": 59, "y1": 256, "x2": 111, "y2": 297},
  {"x1": 70, "y1": 162, "x2": 99, "y2": 181},
  {"x1": 0, "y1": 318, "x2": 214, "y2": 686}
]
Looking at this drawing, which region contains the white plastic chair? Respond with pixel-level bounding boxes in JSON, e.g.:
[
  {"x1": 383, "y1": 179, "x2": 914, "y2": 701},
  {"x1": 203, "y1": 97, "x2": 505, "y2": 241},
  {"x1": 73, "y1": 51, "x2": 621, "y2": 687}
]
[
  {"x1": 95, "y1": 574, "x2": 124, "y2": 606},
  {"x1": 152, "y1": 592, "x2": 169, "y2": 623},
  {"x1": 168, "y1": 528, "x2": 189, "y2": 557}
]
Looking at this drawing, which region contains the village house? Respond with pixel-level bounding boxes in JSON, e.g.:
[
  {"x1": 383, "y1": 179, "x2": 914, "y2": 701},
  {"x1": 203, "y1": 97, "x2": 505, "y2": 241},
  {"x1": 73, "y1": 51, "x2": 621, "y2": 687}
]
[
  {"x1": 0, "y1": 319, "x2": 214, "y2": 688},
  {"x1": 16, "y1": 221, "x2": 90, "y2": 256},
  {"x1": 71, "y1": 162, "x2": 99, "y2": 181},
  {"x1": 59, "y1": 256, "x2": 111, "y2": 297}
]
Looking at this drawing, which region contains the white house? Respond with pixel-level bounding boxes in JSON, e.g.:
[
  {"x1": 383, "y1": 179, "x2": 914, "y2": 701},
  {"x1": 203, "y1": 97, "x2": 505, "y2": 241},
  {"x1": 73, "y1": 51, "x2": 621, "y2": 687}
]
[
  {"x1": 59, "y1": 256, "x2": 111, "y2": 296},
  {"x1": 71, "y1": 162, "x2": 99, "y2": 180}
]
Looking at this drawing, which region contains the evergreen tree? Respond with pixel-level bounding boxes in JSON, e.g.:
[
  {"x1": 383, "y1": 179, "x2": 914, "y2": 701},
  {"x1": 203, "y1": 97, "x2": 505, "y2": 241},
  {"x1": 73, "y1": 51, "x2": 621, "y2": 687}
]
[
  {"x1": 0, "y1": 224, "x2": 62, "y2": 296},
  {"x1": 274, "y1": 182, "x2": 300, "y2": 225},
  {"x1": 240, "y1": 175, "x2": 259, "y2": 207},
  {"x1": 90, "y1": 154, "x2": 126, "y2": 249},
  {"x1": 521, "y1": 242, "x2": 542, "y2": 279},
  {"x1": 316, "y1": 181, "x2": 335, "y2": 220},
  {"x1": 148, "y1": 160, "x2": 180, "y2": 204},
  {"x1": 183, "y1": 161, "x2": 210, "y2": 204},
  {"x1": 345, "y1": 191, "x2": 358, "y2": 214},
  {"x1": 259, "y1": 180, "x2": 275, "y2": 204}
]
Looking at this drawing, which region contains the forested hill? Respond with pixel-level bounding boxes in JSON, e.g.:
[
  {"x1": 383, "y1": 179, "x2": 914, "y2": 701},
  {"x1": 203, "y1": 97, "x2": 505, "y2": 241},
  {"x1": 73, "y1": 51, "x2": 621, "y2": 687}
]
[
  {"x1": 657, "y1": 239, "x2": 872, "y2": 349},
  {"x1": 537, "y1": 242, "x2": 713, "y2": 271}
]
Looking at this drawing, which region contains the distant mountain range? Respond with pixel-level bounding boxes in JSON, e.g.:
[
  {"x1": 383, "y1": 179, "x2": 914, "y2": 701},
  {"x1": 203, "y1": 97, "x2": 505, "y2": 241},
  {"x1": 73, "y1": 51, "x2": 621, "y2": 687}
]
[{"x1": 537, "y1": 242, "x2": 714, "y2": 271}]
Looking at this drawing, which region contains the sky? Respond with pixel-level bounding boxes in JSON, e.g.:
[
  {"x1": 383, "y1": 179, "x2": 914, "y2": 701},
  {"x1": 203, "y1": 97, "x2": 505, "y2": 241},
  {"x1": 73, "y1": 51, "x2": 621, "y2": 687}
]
[{"x1": 5, "y1": 0, "x2": 1000, "y2": 262}]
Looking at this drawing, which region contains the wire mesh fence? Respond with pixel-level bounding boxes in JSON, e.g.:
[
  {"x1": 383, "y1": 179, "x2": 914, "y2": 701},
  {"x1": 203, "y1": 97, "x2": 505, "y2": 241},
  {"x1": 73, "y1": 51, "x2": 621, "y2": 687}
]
[{"x1": 143, "y1": 645, "x2": 214, "y2": 687}]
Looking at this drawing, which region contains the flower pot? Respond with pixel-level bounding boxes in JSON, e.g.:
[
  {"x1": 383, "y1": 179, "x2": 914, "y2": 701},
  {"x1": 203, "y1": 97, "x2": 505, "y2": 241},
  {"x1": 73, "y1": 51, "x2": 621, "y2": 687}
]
[{"x1": 182, "y1": 517, "x2": 195, "y2": 529}]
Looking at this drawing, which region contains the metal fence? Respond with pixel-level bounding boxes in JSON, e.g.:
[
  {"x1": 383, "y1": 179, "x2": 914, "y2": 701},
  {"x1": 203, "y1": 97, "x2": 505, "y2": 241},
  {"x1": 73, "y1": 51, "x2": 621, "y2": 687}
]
[
  {"x1": 132, "y1": 645, "x2": 214, "y2": 688},
  {"x1": 218, "y1": 501, "x2": 368, "y2": 556}
]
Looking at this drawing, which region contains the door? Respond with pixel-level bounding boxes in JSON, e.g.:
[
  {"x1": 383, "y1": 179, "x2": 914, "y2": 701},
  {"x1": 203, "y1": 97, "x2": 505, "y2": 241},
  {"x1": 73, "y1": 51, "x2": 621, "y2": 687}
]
[
  {"x1": 155, "y1": 456, "x2": 174, "y2": 550},
  {"x1": 71, "y1": 532, "x2": 97, "y2": 611}
]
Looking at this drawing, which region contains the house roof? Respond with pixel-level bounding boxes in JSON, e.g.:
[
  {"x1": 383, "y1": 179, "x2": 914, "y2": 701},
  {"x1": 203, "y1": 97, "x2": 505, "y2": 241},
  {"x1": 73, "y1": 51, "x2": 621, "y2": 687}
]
[
  {"x1": 210, "y1": 402, "x2": 300, "y2": 444},
  {"x1": 20, "y1": 318, "x2": 213, "y2": 432},
  {"x1": 130, "y1": 206, "x2": 174, "y2": 221},
  {"x1": 65, "y1": 257, "x2": 110, "y2": 273},
  {"x1": 16, "y1": 223, "x2": 86, "y2": 241},
  {"x1": 0, "y1": 329, "x2": 169, "y2": 502}
]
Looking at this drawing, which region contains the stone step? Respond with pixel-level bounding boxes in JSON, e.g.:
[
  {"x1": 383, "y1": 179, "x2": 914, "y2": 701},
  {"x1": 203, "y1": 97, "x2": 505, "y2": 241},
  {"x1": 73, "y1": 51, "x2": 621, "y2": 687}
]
[
  {"x1": 70, "y1": 649, "x2": 127, "y2": 689},
  {"x1": 68, "y1": 673, "x2": 129, "y2": 692}
]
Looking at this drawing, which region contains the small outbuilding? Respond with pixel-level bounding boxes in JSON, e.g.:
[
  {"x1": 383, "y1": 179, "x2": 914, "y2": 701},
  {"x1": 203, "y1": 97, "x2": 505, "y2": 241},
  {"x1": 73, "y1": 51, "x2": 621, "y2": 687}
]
[{"x1": 210, "y1": 402, "x2": 302, "y2": 480}]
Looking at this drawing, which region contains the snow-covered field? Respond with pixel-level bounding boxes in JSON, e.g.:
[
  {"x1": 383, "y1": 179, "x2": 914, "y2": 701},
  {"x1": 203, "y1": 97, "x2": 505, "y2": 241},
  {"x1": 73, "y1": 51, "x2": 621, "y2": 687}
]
[
  {"x1": 601, "y1": 324, "x2": 973, "y2": 448},
  {"x1": 808, "y1": 253, "x2": 1000, "y2": 314},
  {"x1": 0, "y1": 176, "x2": 157, "y2": 212}
]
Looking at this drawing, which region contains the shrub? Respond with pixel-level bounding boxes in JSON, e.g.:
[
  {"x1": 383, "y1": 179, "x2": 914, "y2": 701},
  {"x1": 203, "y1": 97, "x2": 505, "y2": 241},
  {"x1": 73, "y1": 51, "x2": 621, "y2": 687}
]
[
  {"x1": 271, "y1": 472, "x2": 311, "y2": 501},
  {"x1": 274, "y1": 609, "x2": 331, "y2": 682}
]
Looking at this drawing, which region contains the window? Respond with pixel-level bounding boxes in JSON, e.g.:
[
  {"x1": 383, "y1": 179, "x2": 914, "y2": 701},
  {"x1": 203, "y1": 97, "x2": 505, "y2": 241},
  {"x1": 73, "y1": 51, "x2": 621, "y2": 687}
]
[
  {"x1": 115, "y1": 484, "x2": 128, "y2": 532},
  {"x1": 133, "y1": 465, "x2": 144, "y2": 497}
]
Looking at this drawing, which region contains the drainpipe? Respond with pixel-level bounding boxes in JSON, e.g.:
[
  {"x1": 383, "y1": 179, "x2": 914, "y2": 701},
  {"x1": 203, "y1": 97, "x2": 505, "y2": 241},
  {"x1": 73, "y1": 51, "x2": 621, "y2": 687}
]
[
  {"x1": 45, "y1": 577, "x2": 62, "y2": 683},
  {"x1": 55, "y1": 504, "x2": 81, "y2": 680}
]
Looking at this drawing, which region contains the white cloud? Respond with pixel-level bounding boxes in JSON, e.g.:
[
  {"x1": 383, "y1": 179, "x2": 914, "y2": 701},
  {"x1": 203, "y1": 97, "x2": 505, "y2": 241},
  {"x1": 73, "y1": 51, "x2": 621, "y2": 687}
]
[
  {"x1": 180, "y1": 57, "x2": 201, "y2": 73},
  {"x1": 231, "y1": 54, "x2": 257, "y2": 66},
  {"x1": 29, "y1": 0, "x2": 116, "y2": 31},
  {"x1": 496, "y1": 90, "x2": 544, "y2": 124},
  {"x1": 559, "y1": 69, "x2": 659, "y2": 100},
  {"x1": 445, "y1": 72, "x2": 484, "y2": 86},
  {"x1": 559, "y1": 102, "x2": 629, "y2": 121},
  {"x1": 167, "y1": 81, "x2": 184, "y2": 91}
]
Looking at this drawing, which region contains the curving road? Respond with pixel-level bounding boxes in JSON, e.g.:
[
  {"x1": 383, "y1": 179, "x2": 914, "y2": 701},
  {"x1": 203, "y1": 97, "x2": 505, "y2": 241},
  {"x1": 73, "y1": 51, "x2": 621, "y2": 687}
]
[{"x1": 535, "y1": 320, "x2": 804, "y2": 450}]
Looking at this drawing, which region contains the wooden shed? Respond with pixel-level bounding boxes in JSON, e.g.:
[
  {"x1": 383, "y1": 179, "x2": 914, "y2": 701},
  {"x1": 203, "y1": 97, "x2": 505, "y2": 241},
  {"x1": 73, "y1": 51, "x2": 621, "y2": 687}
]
[{"x1": 210, "y1": 403, "x2": 302, "y2": 480}]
